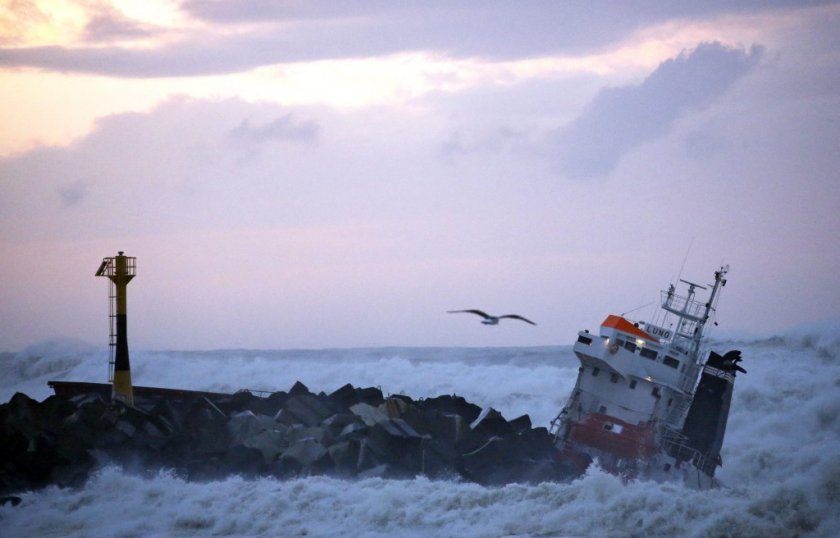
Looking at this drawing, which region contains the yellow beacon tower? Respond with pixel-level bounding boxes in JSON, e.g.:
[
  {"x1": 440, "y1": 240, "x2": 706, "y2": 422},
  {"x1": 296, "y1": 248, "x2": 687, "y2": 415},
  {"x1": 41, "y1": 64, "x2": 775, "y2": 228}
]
[{"x1": 95, "y1": 251, "x2": 136, "y2": 406}]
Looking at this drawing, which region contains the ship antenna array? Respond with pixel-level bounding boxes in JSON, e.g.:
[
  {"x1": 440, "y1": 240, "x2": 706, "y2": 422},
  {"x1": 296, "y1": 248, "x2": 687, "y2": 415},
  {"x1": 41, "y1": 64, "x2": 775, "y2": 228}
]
[
  {"x1": 621, "y1": 302, "x2": 654, "y2": 317},
  {"x1": 679, "y1": 278, "x2": 707, "y2": 290},
  {"x1": 660, "y1": 265, "x2": 729, "y2": 357},
  {"x1": 674, "y1": 236, "x2": 695, "y2": 286}
]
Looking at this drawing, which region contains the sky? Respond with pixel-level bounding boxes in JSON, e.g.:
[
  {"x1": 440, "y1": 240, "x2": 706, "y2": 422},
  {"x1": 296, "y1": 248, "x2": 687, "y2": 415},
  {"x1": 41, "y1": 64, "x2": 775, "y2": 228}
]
[{"x1": 1, "y1": 1, "x2": 839, "y2": 351}]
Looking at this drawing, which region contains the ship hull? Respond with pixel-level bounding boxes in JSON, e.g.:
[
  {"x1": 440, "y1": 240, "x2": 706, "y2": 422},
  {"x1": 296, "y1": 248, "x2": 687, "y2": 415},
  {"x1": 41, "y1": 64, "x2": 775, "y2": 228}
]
[{"x1": 554, "y1": 411, "x2": 718, "y2": 489}]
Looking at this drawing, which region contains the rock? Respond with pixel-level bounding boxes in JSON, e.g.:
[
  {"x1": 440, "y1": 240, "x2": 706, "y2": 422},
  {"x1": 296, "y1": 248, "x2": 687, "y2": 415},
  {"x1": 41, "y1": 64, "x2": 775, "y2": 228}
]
[
  {"x1": 383, "y1": 396, "x2": 409, "y2": 418},
  {"x1": 357, "y1": 463, "x2": 390, "y2": 479},
  {"x1": 419, "y1": 395, "x2": 481, "y2": 422},
  {"x1": 148, "y1": 399, "x2": 187, "y2": 431},
  {"x1": 327, "y1": 383, "x2": 358, "y2": 410},
  {"x1": 275, "y1": 395, "x2": 333, "y2": 427},
  {"x1": 382, "y1": 397, "x2": 426, "y2": 435},
  {"x1": 458, "y1": 436, "x2": 522, "y2": 485},
  {"x1": 267, "y1": 458, "x2": 298, "y2": 479},
  {"x1": 114, "y1": 418, "x2": 137, "y2": 438},
  {"x1": 49, "y1": 459, "x2": 94, "y2": 488},
  {"x1": 339, "y1": 422, "x2": 367, "y2": 439},
  {"x1": 375, "y1": 418, "x2": 425, "y2": 440},
  {"x1": 327, "y1": 440, "x2": 361, "y2": 473},
  {"x1": 1, "y1": 384, "x2": 570, "y2": 490},
  {"x1": 355, "y1": 439, "x2": 382, "y2": 472},
  {"x1": 241, "y1": 428, "x2": 288, "y2": 462},
  {"x1": 418, "y1": 412, "x2": 468, "y2": 445},
  {"x1": 470, "y1": 407, "x2": 514, "y2": 437},
  {"x1": 281, "y1": 438, "x2": 329, "y2": 469},
  {"x1": 367, "y1": 419, "x2": 427, "y2": 473},
  {"x1": 185, "y1": 456, "x2": 223, "y2": 481},
  {"x1": 355, "y1": 386, "x2": 384, "y2": 407},
  {"x1": 227, "y1": 411, "x2": 278, "y2": 442},
  {"x1": 285, "y1": 425, "x2": 327, "y2": 446},
  {"x1": 179, "y1": 399, "x2": 231, "y2": 456},
  {"x1": 215, "y1": 391, "x2": 261, "y2": 415},
  {"x1": 224, "y1": 444, "x2": 265, "y2": 475},
  {"x1": 349, "y1": 403, "x2": 388, "y2": 426},
  {"x1": 288, "y1": 381, "x2": 311, "y2": 397},
  {"x1": 517, "y1": 427, "x2": 557, "y2": 460},
  {"x1": 227, "y1": 410, "x2": 257, "y2": 434},
  {"x1": 509, "y1": 414, "x2": 532, "y2": 434},
  {"x1": 263, "y1": 391, "x2": 288, "y2": 415},
  {"x1": 420, "y1": 439, "x2": 459, "y2": 479},
  {"x1": 5, "y1": 393, "x2": 46, "y2": 441},
  {"x1": 321, "y1": 413, "x2": 360, "y2": 434}
]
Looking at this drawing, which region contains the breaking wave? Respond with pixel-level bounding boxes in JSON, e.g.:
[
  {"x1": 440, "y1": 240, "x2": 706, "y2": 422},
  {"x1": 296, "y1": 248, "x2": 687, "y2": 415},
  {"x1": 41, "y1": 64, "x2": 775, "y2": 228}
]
[{"x1": 2, "y1": 322, "x2": 839, "y2": 536}]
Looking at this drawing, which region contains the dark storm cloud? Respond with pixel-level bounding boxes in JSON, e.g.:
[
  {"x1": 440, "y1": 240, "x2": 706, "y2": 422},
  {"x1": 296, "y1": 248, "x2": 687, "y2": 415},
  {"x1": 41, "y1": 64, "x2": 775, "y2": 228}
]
[
  {"x1": 549, "y1": 42, "x2": 764, "y2": 179},
  {"x1": 0, "y1": 1, "x2": 827, "y2": 77}
]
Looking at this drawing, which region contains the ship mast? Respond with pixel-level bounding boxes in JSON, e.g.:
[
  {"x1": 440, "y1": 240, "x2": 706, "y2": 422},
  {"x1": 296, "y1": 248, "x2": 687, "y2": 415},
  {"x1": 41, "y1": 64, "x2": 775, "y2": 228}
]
[{"x1": 661, "y1": 265, "x2": 728, "y2": 358}]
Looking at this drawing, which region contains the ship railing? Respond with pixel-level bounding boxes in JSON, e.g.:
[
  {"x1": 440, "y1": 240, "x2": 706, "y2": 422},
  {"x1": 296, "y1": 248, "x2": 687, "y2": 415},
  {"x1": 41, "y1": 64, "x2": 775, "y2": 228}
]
[
  {"x1": 678, "y1": 362, "x2": 701, "y2": 394},
  {"x1": 661, "y1": 291, "x2": 706, "y2": 322},
  {"x1": 236, "y1": 389, "x2": 273, "y2": 398},
  {"x1": 664, "y1": 397, "x2": 693, "y2": 428},
  {"x1": 659, "y1": 434, "x2": 708, "y2": 472}
]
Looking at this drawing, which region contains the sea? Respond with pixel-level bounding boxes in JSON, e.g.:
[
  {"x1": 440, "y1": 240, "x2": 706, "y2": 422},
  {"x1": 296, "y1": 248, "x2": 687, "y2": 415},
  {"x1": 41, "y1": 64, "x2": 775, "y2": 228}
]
[{"x1": 1, "y1": 323, "x2": 839, "y2": 537}]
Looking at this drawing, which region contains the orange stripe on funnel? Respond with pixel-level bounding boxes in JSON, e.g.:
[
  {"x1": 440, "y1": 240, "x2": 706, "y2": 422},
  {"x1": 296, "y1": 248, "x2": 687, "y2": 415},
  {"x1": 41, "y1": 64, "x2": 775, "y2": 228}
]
[{"x1": 601, "y1": 315, "x2": 658, "y2": 342}]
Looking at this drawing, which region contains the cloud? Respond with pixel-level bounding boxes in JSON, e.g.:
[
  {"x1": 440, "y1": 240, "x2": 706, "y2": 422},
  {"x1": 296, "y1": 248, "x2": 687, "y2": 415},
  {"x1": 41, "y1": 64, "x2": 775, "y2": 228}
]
[
  {"x1": 0, "y1": 0, "x2": 48, "y2": 46},
  {"x1": 0, "y1": 35, "x2": 282, "y2": 77},
  {"x1": 2, "y1": 34, "x2": 840, "y2": 350},
  {"x1": 548, "y1": 42, "x2": 764, "y2": 179},
  {"x1": 82, "y1": 6, "x2": 152, "y2": 43},
  {"x1": 229, "y1": 115, "x2": 319, "y2": 144},
  {"x1": 0, "y1": 98, "x2": 330, "y2": 242},
  {"x1": 438, "y1": 126, "x2": 534, "y2": 163},
  {"x1": 57, "y1": 179, "x2": 88, "y2": 208},
  {"x1": 0, "y1": 2, "x2": 812, "y2": 77}
]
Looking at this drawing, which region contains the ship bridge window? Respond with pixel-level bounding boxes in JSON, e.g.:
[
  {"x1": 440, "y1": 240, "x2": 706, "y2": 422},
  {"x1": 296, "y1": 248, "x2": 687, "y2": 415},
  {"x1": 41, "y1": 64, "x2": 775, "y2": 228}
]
[
  {"x1": 577, "y1": 335, "x2": 593, "y2": 346},
  {"x1": 609, "y1": 373, "x2": 619, "y2": 383},
  {"x1": 640, "y1": 348, "x2": 658, "y2": 360},
  {"x1": 663, "y1": 356, "x2": 680, "y2": 369},
  {"x1": 629, "y1": 379, "x2": 637, "y2": 389},
  {"x1": 623, "y1": 340, "x2": 637, "y2": 353},
  {"x1": 592, "y1": 367, "x2": 600, "y2": 377}
]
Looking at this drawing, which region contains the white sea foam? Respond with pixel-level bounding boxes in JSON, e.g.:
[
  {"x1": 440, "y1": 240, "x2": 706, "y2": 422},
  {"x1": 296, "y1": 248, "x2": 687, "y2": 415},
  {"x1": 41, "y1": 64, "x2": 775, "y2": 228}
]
[{"x1": 1, "y1": 323, "x2": 839, "y2": 537}]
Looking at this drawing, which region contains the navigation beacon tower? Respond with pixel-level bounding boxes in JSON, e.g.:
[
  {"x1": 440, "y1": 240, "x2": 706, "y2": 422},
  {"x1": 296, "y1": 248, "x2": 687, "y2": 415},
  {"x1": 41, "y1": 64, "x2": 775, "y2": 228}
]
[{"x1": 95, "y1": 251, "x2": 136, "y2": 406}]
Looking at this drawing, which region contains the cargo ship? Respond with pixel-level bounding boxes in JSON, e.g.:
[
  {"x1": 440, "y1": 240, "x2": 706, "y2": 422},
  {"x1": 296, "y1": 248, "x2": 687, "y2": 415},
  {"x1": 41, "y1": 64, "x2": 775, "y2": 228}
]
[{"x1": 550, "y1": 266, "x2": 744, "y2": 488}]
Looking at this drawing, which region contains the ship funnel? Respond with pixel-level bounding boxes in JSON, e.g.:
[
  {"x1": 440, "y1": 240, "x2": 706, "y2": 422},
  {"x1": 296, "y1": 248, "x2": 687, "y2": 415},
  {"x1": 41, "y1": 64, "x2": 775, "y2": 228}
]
[
  {"x1": 680, "y1": 349, "x2": 744, "y2": 476},
  {"x1": 95, "y1": 251, "x2": 136, "y2": 406}
]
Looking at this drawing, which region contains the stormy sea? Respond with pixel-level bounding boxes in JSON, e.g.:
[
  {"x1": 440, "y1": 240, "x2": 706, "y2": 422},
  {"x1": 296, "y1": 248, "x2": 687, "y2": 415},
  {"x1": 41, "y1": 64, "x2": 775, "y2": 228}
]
[{"x1": 1, "y1": 323, "x2": 839, "y2": 537}]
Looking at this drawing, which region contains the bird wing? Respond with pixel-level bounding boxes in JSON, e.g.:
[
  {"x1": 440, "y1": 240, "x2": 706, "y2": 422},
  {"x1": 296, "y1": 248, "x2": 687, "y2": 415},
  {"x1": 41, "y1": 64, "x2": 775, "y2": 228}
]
[
  {"x1": 447, "y1": 309, "x2": 491, "y2": 319},
  {"x1": 499, "y1": 315, "x2": 537, "y2": 325}
]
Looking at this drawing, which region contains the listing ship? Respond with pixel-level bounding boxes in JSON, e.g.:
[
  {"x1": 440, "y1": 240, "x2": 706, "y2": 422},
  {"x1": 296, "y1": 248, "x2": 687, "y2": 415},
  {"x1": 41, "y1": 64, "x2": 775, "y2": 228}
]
[{"x1": 550, "y1": 266, "x2": 744, "y2": 488}]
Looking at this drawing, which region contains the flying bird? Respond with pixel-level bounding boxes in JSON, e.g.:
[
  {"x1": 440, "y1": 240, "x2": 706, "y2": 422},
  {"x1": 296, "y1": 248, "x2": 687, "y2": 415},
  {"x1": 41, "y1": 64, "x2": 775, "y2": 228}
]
[{"x1": 447, "y1": 309, "x2": 537, "y2": 326}]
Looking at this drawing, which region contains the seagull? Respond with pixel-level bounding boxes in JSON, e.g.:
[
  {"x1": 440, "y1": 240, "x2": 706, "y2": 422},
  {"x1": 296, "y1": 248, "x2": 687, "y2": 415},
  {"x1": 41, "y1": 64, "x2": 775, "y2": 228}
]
[{"x1": 447, "y1": 309, "x2": 537, "y2": 326}]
